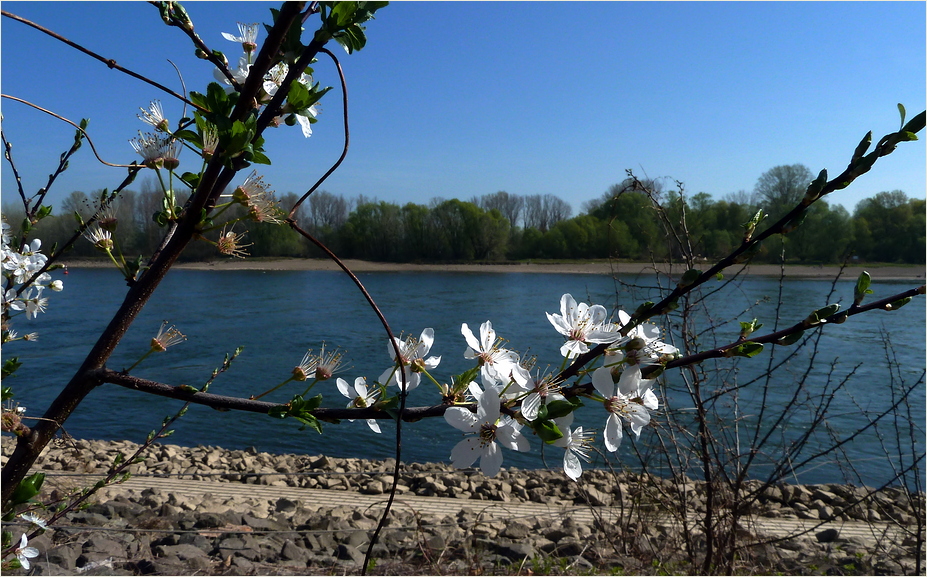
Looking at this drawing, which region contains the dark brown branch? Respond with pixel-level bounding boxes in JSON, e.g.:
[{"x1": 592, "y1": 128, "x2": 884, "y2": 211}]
[
  {"x1": 559, "y1": 284, "x2": 926, "y2": 398},
  {"x1": 147, "y1": 1, "x2": 238, "y2": 89},
  {"x1": 92, "y1": 368, "x2": 452, "y2": 421}
]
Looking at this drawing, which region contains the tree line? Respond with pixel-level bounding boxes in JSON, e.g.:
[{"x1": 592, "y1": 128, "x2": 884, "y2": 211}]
[{"x1": 4, "y1": 164, "x2": 924, "y2": 264}]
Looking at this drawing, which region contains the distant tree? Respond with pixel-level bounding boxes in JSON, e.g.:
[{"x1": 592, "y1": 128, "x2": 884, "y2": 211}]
[
  {"x1": 852, "y1": 190, "x2": 925, "y2": 263},
  {"x1": 784, "y1": 200, "x2": 852, "y2": 263},
  {"x1": 723, "y1": 189, "x2": 759, "y2": 208},
  {"x1": 523, "y1": 194, "x2": 572, "y2": 232},
  {"x1": 474, "y1": 191, "x2": 524, "y2": 228},
  {"x1": 304, "y1": 190, "x2": 351, "y2": 230},
  {"x1": 342, "y1": 201, "x2": 403, "y2": 261},
  {"x1": 754, "y1": 164, "x2": 813, "y2": 222},
  {"x1": 60, "y1": 190, "x2": 93, "y2": 220}
]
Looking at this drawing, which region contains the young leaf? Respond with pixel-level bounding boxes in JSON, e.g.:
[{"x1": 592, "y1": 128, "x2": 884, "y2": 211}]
[
  {"x1": 853, "y1": 271, "x2": 873, "y2": 306},
  {"x1": 851, "y1": 131, "x2": 872, "y2": 163},
  {"x1": 531, "y1": 419, "x2": 564, "y2": 444},
  {"x1": 726, "y1": 342, "x2": 764, "y2": 358}
]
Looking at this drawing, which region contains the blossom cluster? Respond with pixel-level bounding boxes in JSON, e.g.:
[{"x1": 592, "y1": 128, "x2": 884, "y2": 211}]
[
  {"x1": 282, "y1": 293, "x2": 675, "y2": 481},
  {"x1": 215, "y1": 22, "x2": 320, "y2": 137},
  {"x1": 1, "y1": 220, "x2": 63, "y2": 339},
  {"x1": 442, "y1": 294, "x2": 676, "y2": 479}
]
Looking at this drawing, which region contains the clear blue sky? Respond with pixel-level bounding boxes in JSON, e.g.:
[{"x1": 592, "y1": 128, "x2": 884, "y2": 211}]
[{"x1": 1, "y1": 2, "x2": 924, "y2": 216}]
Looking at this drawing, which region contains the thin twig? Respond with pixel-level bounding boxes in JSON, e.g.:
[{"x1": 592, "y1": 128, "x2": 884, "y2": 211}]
[
  {"x1": 290, "y1": 47, "x2": 350, "y2": 218},
  {"x1": 1, "y1": 10, "x2": 201, "y2": 110},
  {"x1": 1, "y1": 95, "x2": 136, "y2": 168}
]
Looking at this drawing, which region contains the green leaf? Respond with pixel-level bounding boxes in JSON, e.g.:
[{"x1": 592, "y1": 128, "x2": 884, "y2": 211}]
[
  {"x1": 2, "y1": 357, "x2": 22, "y2": 380},
  {"x1": 631, "y1": 301, "x2": 654, "y2": 320},
  {"x1": 901, "y1": 110, "x2": 925, "y2": 135},
  {"x1": 851, "y1": 131, "x2": 872, "y2": 163},
  {"x1": 535, "y1": 403, "x2": 549, "y2": 421},
  {"x1": 805, "y1": 303, "x2": 840, "y2": 325},
  {"x1": 545, "y1": 400, "x2": 575, "y2": 420},
  {"x1": 180, "y1": 172, "x2": 201, "y2": 189},
  {"x1": 8, "y1": 472, "x2": 45, "y2": 505},
  {"x1": 803, "y1": 168, "x2": 827, "y2": 202},
  {"x1": 853, "y1": 271, "x2": 873, "y2": 306},
  {"x1": 452, "y1": 366, "x2": 480, "y2": 389},
  {"x1": 898, "y1": 103, "x2": 906, "y2": 129},
  {"x1": 886, "y1": 296, "x2": 912, "y2": 311},
  {"x1": 727, "y1": 341, "x2": 764, "y2": 358},
  {"x1": 532, "y1": 419, "x2": 564, "y2": 444},
  {"x1": 250, "y1": 151, "x2": 271, "y2": 165},
  {"x1": 173, "y1": 129, "x2": 199, "y2": 142},
  {"x1": 677, "y1": 268, "x2": 701, "y2": 289},
  {"x1": 739, "y1": 318, "x2": 763, "y2": 339}
]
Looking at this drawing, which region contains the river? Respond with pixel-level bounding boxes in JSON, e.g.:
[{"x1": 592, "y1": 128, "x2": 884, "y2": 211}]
[{"x1": 7, "y1": 267, "x2": 925, "y2": 488}]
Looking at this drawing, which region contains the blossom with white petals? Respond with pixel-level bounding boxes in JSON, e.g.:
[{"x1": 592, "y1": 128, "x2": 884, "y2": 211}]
[
  {"x1": 222, "y1": 22, "x2": 260, "y2": 53},
  {"x1": 337, "y1": 376, "x2": 381, "y2": 434},
  {"x1": 214, "y1": 54, "x2": 253, "y2": 90},
  {"x1": 592, "y1": 364, "x2": 652, "y2": 452},
  {"x1": 445, "y1": 385, "x2": 529, "y2": 476},
  {"x1": 553, "y1": 423, "x2": 594, "y2": 480},
  {"x1": 547, "y1": 293, "x2": 624, "y2": 358},
  {"x1": 138, "y1": 100, "x2": 169, "y2": 132},
  {"x1": 461, "y1": 321, "x2": 528, "y2": 388},
  {"x1": 19, "y1": 512, "x2": 47, "y2": 530},
  {"x1": 379, "y1": 328, "x2": 441, "y2": 392},
  {"x1": 520, "y1": 371, "x2": 560, "y2": 421},
  {"x1": 14, "y1": 533, "x2": 39, "y2": 570}
]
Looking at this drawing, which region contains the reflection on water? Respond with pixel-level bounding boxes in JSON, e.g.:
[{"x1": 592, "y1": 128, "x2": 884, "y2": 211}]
[{"x1": 10, "y1": 267, "x2": 925, "y2": 487}]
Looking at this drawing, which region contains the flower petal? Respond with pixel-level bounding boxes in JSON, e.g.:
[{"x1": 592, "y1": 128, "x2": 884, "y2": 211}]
[
  {"x1": 461, "y1": 323, "x2": 482, "y2": 353},
  {"x1": 604, "y1": 413, "x2": 623, "y2": 452},
  {"x1": 479, "y1": 442, "x2": 503, "y2": 477},
  {"x1": 521, "y1": 392, "x2": 541, "y2": 421},
  {"x1": 336, "y1": 377, "x2": 352, "y2": 398},
  {"x1": 444, "y1": 406, "x2": 479, "y2": 433},
  {"x1": 563, "y1": 448, "x2": 582, "y2": 480},
  {"x1": 592, "y1": 366, "x2": 616, "y2": 398},
  {"x1": 450, "y1": 437, "x2": 482, "y2": 469}
]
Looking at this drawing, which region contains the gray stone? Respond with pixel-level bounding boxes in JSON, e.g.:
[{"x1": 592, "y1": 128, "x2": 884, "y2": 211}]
[
  {"x1": 46, "y1": 543, "x2": 82, "y2": 570},
  {"x1": 336, "y1": 543, "x2": 366, "y2": 565},
  {"x1": 494, "y1": 539, "x2": 536, "y2": 560},
  {"x1": 815, "y1": 528, "x2": 840, "y2": 543},
  {"x1": 275, "y1": 497, "x2": 299, "y2": 513},
  {"x1": 83, "y1": 535, "x2": 126, "y2": 558},
  {"x1": 281, "y1": 539, "x2": 310, "y2": 562},
  {"x1": 153, "y1": 543, "x2": 208, "y2": 560}
]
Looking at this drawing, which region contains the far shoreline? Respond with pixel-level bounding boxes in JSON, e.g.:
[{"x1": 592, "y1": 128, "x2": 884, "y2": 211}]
[{"x1": 60, "y1": 257, "x2": 926, "y2": 281}]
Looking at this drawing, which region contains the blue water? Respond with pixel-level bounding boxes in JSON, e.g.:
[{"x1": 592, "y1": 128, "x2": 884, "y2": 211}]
[{"x1": 6, "y1": 267, "x2": 925, "y2": 487}]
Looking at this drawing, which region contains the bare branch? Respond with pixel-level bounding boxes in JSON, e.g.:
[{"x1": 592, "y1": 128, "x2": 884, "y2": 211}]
[{"x1": 1, "y1": 10, "x2": 201, "y2": 110}]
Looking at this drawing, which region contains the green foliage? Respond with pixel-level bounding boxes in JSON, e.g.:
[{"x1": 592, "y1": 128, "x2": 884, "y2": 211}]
[
  {"x1": 853, "y1": 271, "x2": 873, "y2": 306},
  {"x1": 6, "y1": 472, "x2": 45, "y2": 508},
  {"x1": 317, "y1": 1, "x2": 389, "y2": 53},
  {"x1": 2, "y1": 358, "x2": 22, "y2": 380},
  {"x1": 268, "y1": 394, "x2": 325, "y2": 433}
]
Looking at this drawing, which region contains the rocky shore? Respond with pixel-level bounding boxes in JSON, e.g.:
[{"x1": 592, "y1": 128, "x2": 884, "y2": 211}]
[{"x1": 2, "y1": 438, "x2": 924, "y2": 575}]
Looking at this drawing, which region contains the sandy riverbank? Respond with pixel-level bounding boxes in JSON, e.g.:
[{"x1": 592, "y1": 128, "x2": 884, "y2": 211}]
[
  {"x1": 62, "y1": 258, "x2": 925, "y2": 281},
  {"x1": 2, "y1": 438, "x2": 922, "y2": 575}
]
